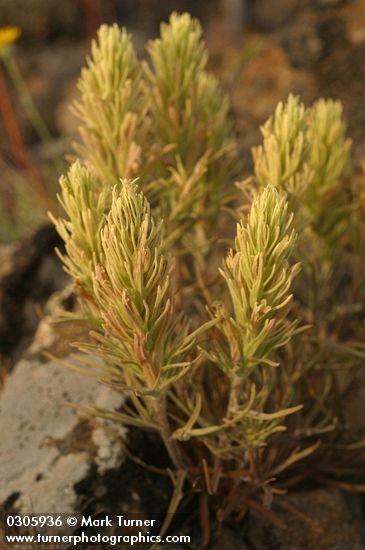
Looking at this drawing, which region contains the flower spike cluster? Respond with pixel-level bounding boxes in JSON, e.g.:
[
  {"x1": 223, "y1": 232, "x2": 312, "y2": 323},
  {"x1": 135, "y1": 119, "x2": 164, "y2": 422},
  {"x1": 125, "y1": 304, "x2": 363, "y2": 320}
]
[
  {"x1": 50, "y1": 161, "x2": 109, "y2": 293},
  {"x1": 209, "y1": 186, "x2": 301, "y2": 375},
  {"x1": 73, "y1": 24, "x2": 143, "y2": 185},
  {"x1": 253, "y1": 95, "x2": 311, "y2": 198},
  {"x1": 252, "y1": 95, "x2": 351, "y2": 252},
  {"x1": 73, "y1": 14, "x2": 237, "y2": 258},
  {"x1": 51, "y1": 14, "x2": 365, "y2": 521},
  {"x1": 170, "y1": 187, "x2": 302, "y2": 453},
  {"x1": 92, "y1": 180, "x2": 195, "y2": 393}
]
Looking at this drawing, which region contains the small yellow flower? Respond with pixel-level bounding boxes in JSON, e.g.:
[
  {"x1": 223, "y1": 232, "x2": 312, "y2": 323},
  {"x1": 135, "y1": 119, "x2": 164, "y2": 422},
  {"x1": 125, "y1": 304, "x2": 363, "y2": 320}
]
[{"x1": 0, "y1": 26, "x2": 21, "y2": 50}]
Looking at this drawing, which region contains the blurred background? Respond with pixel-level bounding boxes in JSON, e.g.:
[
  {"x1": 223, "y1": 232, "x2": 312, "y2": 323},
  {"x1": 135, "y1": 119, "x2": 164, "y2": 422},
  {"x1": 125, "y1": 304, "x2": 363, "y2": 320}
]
[{"x1": 0, "y1": 0, "x2": 365, "y2": 243}]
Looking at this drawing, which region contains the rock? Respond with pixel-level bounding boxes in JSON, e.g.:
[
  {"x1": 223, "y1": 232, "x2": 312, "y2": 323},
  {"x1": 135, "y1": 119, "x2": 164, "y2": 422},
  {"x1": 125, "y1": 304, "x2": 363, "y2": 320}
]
[
  {"x1": 0, "y1": 353, "x2": 125, "y2": 514},
  {"x1": 0, "y1": 225, "x2": 69, "y2": 367},
  {"x1": 248, "y1": 488, "x2": 365, "y2": 549},
  {"x1": 0, "y1": 268, "x2": 126, "y2": 514}
]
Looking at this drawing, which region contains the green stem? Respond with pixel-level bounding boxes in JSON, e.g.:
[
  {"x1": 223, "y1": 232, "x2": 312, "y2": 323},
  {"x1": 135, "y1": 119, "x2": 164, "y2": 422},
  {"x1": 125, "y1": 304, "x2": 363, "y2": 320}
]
[{"x1": 227, "y1": 374, "x2": 241, "y2": 419}]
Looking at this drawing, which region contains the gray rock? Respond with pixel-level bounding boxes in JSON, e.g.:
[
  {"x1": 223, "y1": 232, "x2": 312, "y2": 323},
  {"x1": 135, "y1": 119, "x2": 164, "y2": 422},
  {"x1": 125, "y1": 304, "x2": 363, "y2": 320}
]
[{"x1": 0, "y1": 352, "x2": 125, "y2": 513}]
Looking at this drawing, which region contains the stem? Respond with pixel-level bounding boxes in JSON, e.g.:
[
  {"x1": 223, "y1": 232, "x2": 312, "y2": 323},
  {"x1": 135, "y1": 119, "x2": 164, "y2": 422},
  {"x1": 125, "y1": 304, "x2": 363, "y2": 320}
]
[
  {"x1": 211, "y1": 455, "x2": 222, "y2": 494},
  {"x1": 0, "y1": 65, "x2": 50, "y2": 207},
  {"x1": 0, "y1": 65, "x2": 29, "y2": 169},
  {"x1": 154, "y1": 396, "x2": 192, "y2": 476},
  {"x1": 3, "y1": 54, "x2": 64, "y2": 174},
  {"x1": 227, "y1": 374, "x2": 241, "y2": 419},
  {"x1": 199, "y1": 491, "x2": 211, "y2": 548},
  {"x1": 133, "y1": 334, "x2": 192, "y2": 475},
  {"x1": 158, "y1": 469, "x2": 186, "y2": 539}
]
